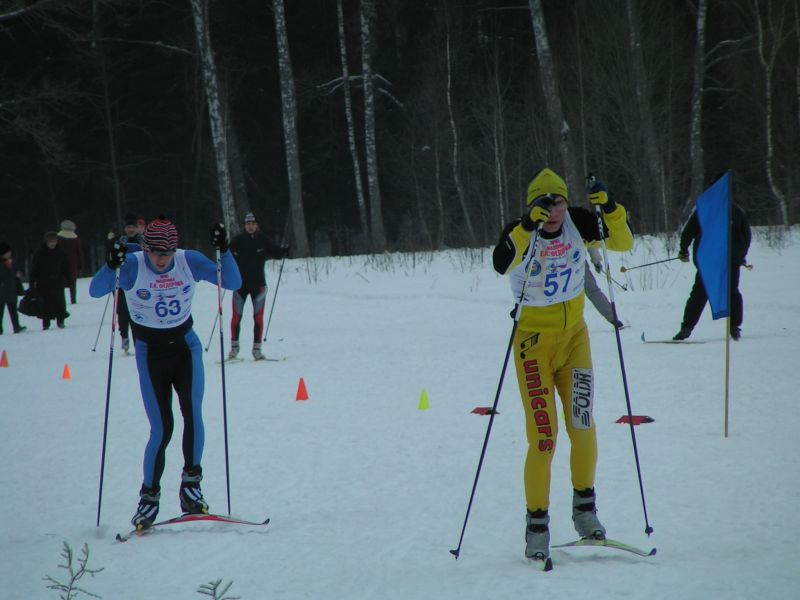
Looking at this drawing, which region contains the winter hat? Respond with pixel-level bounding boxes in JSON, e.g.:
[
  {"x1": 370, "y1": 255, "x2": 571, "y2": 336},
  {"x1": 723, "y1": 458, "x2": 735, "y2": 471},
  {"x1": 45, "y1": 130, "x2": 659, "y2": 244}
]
[
  {"x1": 44, "y1": 231, "x2": 59, "y2": 242},
  {"x1": 60, "y1": 219, "x2": 77, "y2": 231},
  {"x1": 0, "y1": 241, "x2": 10, "y2": 256},
  {"x1": 143, "y1": 219, "x2": 178, "y2": 251},
  {"x1": 124, "y1": 213, "x2": 139, "y2": 227},
  {"x1": 526, "y1": 168, "x2": 568, "y2": 205},
  {"x1": 243, "y1": 212, "x2": 257, "y2": 223}
]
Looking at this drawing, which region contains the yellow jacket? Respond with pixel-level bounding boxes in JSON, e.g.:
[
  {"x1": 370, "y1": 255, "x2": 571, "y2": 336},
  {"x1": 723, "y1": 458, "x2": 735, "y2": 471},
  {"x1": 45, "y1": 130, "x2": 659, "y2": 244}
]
[{"x1": 493, "y1": 205, "x2": 633, "y2": 332}]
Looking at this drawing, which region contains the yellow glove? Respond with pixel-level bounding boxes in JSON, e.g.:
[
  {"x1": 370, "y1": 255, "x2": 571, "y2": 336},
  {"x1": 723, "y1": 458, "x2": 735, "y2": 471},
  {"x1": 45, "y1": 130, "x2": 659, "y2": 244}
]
[
  {"x1": 521, "y1": 196, "x2": 553, "y2": 231},
  {"x1": 588, "y1": 179, "x2": 617, "y2": 213}
]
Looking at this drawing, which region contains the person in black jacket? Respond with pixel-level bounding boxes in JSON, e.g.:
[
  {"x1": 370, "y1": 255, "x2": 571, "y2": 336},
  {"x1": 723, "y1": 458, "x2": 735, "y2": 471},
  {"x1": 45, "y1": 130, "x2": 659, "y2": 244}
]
[
  {"x1": 0, "y1": 241, "x2": 26, "y2": 334},
  {"x1": 111, "y1": 213, "x2": 145, "y2": 353},
  {"x1": 228, "y1": 212, "x2": 286, "y2": 360},
  {"x1": 30, "y1": 232, "x2": 70, "y2": 329},
  {"x1": 673, "y1": 203, "x2": 751, "y2": 341}
]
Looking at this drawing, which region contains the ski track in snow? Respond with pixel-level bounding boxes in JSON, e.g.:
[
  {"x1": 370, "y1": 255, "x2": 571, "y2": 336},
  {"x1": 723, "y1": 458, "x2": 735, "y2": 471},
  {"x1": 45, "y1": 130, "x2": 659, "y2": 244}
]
[{"x1": 1, "y1": 229, "x2": 798, "y2": 599}]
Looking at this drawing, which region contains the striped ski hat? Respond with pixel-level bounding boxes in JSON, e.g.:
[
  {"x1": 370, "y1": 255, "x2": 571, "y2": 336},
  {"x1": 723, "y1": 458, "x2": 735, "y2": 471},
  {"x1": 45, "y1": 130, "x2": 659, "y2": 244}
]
[{"x1": 143, "y1": 219, "x2": 178, "y2": 251}]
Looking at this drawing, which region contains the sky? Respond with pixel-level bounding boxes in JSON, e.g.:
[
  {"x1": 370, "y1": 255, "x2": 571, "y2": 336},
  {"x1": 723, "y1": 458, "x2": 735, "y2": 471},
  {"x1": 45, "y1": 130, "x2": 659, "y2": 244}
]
[{"x1": 1, "y1": 228, "x2": 798, "y2": 599}]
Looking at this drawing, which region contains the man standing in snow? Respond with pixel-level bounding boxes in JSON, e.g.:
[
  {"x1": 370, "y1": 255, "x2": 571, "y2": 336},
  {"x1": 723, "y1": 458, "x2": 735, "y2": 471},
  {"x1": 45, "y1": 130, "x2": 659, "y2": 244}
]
[
  {"x1": 492, "y1": 168, "x2": 633, "y2": 564},
  {"x1": 673, "y1": 203, "x2": 751, "y2": 341},
  {"x1": 89, "y1": 218, "x2": 241, "y2": 529},
  {"x1": 56, "y1": 219, "x2": 84, "y2": 304},
  {"x1": 227, "y1": 212, "x2": 286, "y2": 361},
  {"x1": 0, "y1": 241, "x2": 26, "y2": 334},
  {"x1": 112, "y1": 214, "x2": 145, "y2": 354}
]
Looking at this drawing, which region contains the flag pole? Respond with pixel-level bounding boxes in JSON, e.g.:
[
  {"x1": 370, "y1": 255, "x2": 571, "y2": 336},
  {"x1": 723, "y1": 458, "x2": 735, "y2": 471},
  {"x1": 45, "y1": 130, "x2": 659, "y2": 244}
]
[{"x1": 724, "y1": 319, "x2": 731, "y2": 437}]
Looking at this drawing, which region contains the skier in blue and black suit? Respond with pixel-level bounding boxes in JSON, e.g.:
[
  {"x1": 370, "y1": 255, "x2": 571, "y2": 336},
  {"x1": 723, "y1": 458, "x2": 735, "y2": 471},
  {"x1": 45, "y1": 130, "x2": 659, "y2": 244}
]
[{"x1": 90, "y1": 218, "x2": 241, "y2": 529}]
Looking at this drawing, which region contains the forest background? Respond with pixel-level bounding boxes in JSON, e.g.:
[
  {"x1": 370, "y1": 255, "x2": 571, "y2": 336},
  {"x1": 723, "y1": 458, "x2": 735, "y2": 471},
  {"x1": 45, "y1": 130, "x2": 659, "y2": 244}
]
[{"x1": 1, "y1": 0, "x2": 798, "y2": 272}]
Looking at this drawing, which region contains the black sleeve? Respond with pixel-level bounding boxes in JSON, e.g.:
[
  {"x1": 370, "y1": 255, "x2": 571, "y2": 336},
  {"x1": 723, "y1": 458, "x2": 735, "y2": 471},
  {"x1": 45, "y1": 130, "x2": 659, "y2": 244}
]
[
  {"x1": 492, "y1": 220, "x2": 521, "y2": 274},
  {"x1": 569, "y1": 207, "x2": 607, "y2": 242},
  {"x1": 679, "y1": 211, "x2": 699, "y2": 253},
  {"x1": 259, "y1": 233, "x2": 284, "y2": 259}
]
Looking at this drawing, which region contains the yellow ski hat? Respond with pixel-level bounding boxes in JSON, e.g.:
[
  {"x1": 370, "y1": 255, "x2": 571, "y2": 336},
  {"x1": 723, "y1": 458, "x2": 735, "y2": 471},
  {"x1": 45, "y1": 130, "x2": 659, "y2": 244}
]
[{"x1": 526, "y1": 168, "x2": 568, "y2": 205}]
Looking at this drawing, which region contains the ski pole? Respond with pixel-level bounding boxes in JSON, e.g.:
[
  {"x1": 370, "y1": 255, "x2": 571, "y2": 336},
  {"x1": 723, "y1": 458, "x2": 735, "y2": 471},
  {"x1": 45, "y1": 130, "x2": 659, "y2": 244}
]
[
  {"x1": 204, "y1": 290, "x2": 226, "y2": 352},
  {"x1": 92, "y1": 293, "x2": 111, "y2": 352},
  {"x1": 619, "y1": 257, "x2": 679, "y2": 272},
  {"x1": 215, "y1": 248, "x2": 232, "y2": 514},
  {"x1": 610, "y1": 275, "x2": 628, "y2": 291},
  {"x1": 262, "y1": 255, "x2": 286, "y2": 343},
  {"x1": 451, "y1": 224, "x2": 543, "y2": 560},
  {"x1": 263, "y1": 213, "x2": 292, "y2": 343},
  {"x1": 96, "y1": 268, "x2": 121, "y2": 527},
  {"x1": 587, "y1": 174, "x2": 653, "y2": 536}
]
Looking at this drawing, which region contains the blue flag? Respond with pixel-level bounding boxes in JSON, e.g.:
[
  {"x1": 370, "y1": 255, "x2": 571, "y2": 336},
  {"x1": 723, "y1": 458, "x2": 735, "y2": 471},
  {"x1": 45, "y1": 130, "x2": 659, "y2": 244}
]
[{"x1": 695, "y1": 171, "x2": 731, "y2": 319}]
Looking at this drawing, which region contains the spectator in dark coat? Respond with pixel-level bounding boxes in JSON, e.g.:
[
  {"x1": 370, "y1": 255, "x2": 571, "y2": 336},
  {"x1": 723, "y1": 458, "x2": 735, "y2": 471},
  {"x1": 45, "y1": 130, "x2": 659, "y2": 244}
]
[
  {"x1": 57, "y1": 219, "x2": 84, "y2": 304},
  {"x1": 30, "y1": 232, "x2": 70, "y2": 329},
  {"x1": 0, "y1": 241, "x2": 26, "y2": 334}
]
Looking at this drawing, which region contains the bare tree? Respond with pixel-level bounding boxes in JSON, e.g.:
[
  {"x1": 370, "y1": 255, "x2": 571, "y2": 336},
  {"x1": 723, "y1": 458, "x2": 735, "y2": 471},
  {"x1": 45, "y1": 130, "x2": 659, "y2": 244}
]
[
  {"x1": 360, "y1": 0, "x2": 386, "y2": 252},
  {"x1": 336, "y1": 0, "x2": 369, "y2": 245},
  {"x1": 190, "y1": 0, "x2": 237, "y2": 234},
  {"x1": 443, "y1": 0, "x2": 475, "y2": 245},
  {"x1": 753, "y1": 0, "x2": 791, "y2": 224},
  {"x1": 687, "y1": 0, "x2": 708, "y2": 215},
  {"x1": 272, "y1": 0, "x2": 309, "y2": 256},
  {"x1": 527, "y1": 0, "x2": 582, "y2": 195},
  {"x1": 625, "y1": 0, "x2": 667, "y2": 229}
]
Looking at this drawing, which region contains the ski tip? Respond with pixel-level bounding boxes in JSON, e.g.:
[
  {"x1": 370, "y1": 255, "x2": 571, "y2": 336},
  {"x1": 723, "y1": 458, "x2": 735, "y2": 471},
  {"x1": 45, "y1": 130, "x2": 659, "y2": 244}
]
[
  {"x1": 640, "y1": 332, "x2": 646, "y2": 342},
  {"x1": 115, "y1": 533, "x2": 128, "y2": 543},
  {"x1": 648, "y1": 547, "x2": 657, "y2": 556}
]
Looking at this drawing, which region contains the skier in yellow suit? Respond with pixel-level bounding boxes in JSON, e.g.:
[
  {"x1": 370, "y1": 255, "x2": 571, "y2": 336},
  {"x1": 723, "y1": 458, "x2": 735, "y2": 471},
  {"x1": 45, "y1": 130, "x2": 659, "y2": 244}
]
[{"x1": 492, "y1": 168, "x2": 633, "y2": 563}]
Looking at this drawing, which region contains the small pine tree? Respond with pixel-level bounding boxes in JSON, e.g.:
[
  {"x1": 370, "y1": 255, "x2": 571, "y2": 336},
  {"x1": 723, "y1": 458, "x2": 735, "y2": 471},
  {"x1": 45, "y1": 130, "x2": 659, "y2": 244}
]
[
  {"x1": 43, "y1": 542, "x2": 104, "y2": 599},
  {"x1": 198, "y1": 579, "x2": 240, "y2": 600}
]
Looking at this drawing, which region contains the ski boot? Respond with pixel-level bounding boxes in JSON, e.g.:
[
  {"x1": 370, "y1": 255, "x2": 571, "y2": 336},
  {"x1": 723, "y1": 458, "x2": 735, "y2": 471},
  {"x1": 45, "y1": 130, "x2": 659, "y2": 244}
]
[
  {"x1": 132, "y1": 485, "x2": 160, "y2": 529},
  {"x1": 572, "y1": 488, "x2": 606, "y2": 540},
  {"x1": 227, "y1": 341, "x2": 239, "y2": 360},
  {"x1": 525, "y1": 509, "x2": 550, "y2": 561},
  {"x1": 252, "y1": 342, "x2": 264, "y2": 361},
  {"x1": 179, "y1": 465, "x2": 209, "y2": 515}
]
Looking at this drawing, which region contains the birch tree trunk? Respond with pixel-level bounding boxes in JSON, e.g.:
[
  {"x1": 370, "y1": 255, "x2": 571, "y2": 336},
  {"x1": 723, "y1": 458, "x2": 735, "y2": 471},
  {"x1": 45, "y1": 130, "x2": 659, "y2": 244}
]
[
  {"x1": 753, "y1": 0, "x2": 788, "y2": 225},
  {"x1": 190, "y1": 0, "x2": 237, "y2": 235},
  {"x1": 686, "y1": 0, "x2": 708, "y2": 216},
  {"x1": 443, "y1": 1, "x2": 475, "y2": 245},
  {"x1": 361, "y1": 0, "x2": 386, "y2": 252},
  {"x1": 337, "y1": 0, "x2": 369, "y2": 245},
  {"x1": 273, "y1": 0, "x2": 309, "y2": 256},
  {"x1": 527, "y1": 0, "x2": 582, "y2": 196}
]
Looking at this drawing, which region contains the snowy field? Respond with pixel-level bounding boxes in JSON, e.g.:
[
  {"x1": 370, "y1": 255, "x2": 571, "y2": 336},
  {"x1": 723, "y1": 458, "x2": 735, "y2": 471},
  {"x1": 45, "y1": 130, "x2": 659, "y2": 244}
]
[{"x1": 1, "y1": 228, "x2": 798, "y2": 599}]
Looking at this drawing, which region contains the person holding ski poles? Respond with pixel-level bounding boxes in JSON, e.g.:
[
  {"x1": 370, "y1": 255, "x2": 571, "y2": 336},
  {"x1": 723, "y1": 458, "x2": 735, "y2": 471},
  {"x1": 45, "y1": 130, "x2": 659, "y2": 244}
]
[
  {"x1": 228, "y1": 212, "x2": 287, "y2": 361},
  {"x1": 111, "y1": 213, "x2": 145, "y2": 354},
  {"x1": 673, "y1": 202, "x2": 751, "y2": 341},
  {"x1": 492, "y1": 167, "x2": 633, "y2": 564},
  {"x1": 89, "y1": 218, "x2": 241, "y2": 529}
]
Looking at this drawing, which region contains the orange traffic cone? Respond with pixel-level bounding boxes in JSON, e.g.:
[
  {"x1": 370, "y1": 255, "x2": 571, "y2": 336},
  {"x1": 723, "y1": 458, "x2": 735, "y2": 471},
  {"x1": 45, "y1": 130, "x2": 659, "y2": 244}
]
[
  {"x1": 296, "y1": 377, "x2": 309, "y2": 401},
  {"x1": 62, "y1": 364, "x2": 71, "y2": 380},
  {"x1": 0, "y1": 350, "x2": 8, "y2": 368}
]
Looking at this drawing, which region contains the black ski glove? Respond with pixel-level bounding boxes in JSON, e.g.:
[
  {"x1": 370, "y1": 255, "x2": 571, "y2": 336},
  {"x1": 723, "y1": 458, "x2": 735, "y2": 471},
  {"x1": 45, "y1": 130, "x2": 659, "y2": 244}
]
[
  {"x1": 107, "y1": 241, "x2": 126, "y2": 269},
  {"x1": 210, "y1": 223, "x2": 228, "y2": 252}
]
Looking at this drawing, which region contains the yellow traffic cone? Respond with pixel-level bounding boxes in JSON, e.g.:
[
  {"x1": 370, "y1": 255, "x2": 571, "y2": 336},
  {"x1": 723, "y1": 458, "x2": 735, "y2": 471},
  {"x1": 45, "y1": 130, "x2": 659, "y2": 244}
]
[{"x1": 418, "y1": 389, "x2": 429, "y2": 411}]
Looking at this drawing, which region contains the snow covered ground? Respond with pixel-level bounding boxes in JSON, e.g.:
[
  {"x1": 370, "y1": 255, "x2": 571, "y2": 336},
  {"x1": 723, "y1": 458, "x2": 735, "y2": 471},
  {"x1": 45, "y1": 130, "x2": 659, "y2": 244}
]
[{"x1": 1, "y1": 228, "x2": 798, "y2": 599}]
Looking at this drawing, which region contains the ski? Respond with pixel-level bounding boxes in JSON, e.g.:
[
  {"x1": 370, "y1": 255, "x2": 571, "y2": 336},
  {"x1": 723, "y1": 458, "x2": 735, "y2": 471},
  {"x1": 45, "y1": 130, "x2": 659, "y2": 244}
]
[
  {"x1": 641, "y1": 332, "x2": 705, "y2": 345},
  {"x1": 552, "y1": 537, "x2": 656, "y2": 557},
  {"x1": 115, "y1": 513, "x2": 270, "y2": 542},
  {"x1": 216, "y1": 356, "x2": 286, "y2": 364}
]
